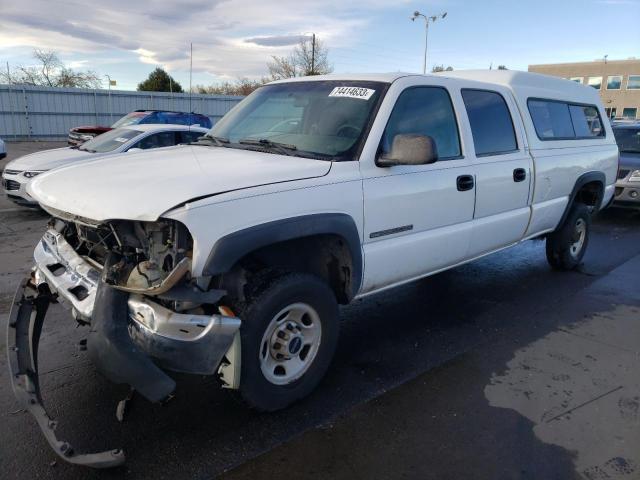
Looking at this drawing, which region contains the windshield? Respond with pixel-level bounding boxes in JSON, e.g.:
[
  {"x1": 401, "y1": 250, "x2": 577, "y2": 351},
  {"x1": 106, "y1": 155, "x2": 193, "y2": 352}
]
[
  {"x1": 209, "y1": 80, "x2": 387, "y2": 160},
  {"x1": 79, "y1": 128, "x2": 142, "y2": 153},
  {"x1": 111, "y1": 112, "x2": 147, "y2": 128},
  {"x1": 613, "y1": 127, "x2": 640, "y2": 153}
]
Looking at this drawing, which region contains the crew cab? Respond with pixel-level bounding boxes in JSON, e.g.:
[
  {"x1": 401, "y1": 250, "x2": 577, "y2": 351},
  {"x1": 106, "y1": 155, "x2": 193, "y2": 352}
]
[{"x1": 7, "y1": 71, "x2": 617, "y2": 467}]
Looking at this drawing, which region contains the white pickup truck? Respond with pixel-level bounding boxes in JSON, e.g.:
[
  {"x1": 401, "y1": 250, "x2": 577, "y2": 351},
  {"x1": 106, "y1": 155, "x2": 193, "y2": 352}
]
[{"x1": 8, "y1": 70, "x2": 618, "y2": 467}]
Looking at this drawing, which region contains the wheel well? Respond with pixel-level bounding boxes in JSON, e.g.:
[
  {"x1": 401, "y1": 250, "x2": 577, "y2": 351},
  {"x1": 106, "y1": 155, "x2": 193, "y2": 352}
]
[
  {"x1": 574, "y1": 180, "x2": 603, "y2": 207},
  {"x1": 219, "y1": 234, "x2": 356, "y2": 304}
]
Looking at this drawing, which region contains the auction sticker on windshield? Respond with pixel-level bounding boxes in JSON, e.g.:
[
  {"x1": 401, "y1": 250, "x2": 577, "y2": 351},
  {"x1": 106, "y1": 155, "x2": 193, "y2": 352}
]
[{"x1": 329, "y1": 86, "x2": 375, "y2": 100}]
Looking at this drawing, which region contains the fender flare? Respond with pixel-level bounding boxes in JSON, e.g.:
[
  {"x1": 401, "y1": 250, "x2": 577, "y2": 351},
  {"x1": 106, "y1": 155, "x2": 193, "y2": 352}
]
[
  {"x1": 557, "y1": 171, "x2": 606, "y2": 228},
  {"x1": 203, "y1": 213, "x2": 363, "y2": 298}
]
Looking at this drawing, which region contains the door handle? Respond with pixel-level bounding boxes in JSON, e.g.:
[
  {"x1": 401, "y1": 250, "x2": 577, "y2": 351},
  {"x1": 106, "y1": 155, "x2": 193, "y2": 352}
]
[
  {"x1": 456, "y1": 175, "x2": 475, "y2": 192},
  {"x1": 513, "y1": 168, "x2": 527, "y2": 182}
]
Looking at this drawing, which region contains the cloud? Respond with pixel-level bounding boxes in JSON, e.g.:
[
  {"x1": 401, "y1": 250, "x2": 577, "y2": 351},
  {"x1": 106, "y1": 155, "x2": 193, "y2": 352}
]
[
  {"x1": 244, "y1": 35, "x2": 309, "y2": 47},
  {"x1": 0, "y1": 0, "x2": 397, "y2": 79}
]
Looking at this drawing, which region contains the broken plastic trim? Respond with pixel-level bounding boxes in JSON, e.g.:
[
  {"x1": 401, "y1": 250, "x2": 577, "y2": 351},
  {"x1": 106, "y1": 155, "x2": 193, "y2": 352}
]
[
  {"x1": 6, "y1": 278, "x2": 126, "y2": 468},
  {"x1": 88, "y1": 274, "x2": 176, "y2": 403}
]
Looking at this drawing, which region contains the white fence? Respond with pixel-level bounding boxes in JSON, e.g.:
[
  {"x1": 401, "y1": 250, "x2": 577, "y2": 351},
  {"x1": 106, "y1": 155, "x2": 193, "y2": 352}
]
[{"x1": 0, "y1": 84, "x2": 243, "y2": 140}]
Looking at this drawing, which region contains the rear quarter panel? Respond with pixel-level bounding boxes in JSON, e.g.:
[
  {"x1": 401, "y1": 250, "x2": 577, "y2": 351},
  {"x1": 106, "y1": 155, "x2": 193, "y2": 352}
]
[{"x1": 509, "y1": 82, "x2": 618, "y2": 236}]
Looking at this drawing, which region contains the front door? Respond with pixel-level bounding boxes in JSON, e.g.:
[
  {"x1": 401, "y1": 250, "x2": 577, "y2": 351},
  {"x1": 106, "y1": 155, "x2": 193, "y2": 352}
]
[{"x1": 360, "y1": 84, "x2": 476, "y2": 293}]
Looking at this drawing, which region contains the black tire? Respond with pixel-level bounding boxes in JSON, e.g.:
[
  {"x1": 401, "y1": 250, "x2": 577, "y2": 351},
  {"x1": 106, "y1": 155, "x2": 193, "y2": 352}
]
[
  {"x1": 546, "y1": 203, "x2": 591, "y2": 270},
  {"x1": 234, "y1": 272, "x2": 339, "y2": 412}
]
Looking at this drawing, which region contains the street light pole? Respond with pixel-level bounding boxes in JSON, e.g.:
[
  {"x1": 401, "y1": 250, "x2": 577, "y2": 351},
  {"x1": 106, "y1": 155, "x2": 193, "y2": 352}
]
[{"x1": 411, "y1": 11, "x2": 447, "y2": 74}]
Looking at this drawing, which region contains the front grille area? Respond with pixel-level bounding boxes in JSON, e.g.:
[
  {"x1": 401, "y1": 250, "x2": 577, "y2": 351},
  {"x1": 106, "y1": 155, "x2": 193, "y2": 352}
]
[
  {"x1": 618, "y1": 169, "x2": 630, "y2": 180},
  {"x1": 3, "y1": 169, "x2": 22, "y2": 175},
  {"x1": 2, "y1": 179, "x2": 20, "y2": 191},
  {"x1": 615, "y1": 187, "x2": 624, "y2": 197}
]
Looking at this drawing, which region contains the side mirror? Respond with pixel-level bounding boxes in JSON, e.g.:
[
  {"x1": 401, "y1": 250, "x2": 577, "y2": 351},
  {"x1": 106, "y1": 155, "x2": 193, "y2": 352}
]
[
  {"x1": 377, "y1": 134, "x2": 438, "y2": 167},
  {"x1": 127, "y1": 148, "x2": 143, "y2": 152}
]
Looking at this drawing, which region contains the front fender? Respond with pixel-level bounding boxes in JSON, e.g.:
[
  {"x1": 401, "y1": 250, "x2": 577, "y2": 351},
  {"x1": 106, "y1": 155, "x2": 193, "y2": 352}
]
[{"x1": 202, "y1": 213, "x2": 363, "y2": 298}]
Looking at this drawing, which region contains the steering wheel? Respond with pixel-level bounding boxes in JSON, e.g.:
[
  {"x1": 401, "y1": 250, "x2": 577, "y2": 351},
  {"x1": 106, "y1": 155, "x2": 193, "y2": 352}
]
[{"x1": 336, "y1": 124, "x2": 361, "y2": 138}]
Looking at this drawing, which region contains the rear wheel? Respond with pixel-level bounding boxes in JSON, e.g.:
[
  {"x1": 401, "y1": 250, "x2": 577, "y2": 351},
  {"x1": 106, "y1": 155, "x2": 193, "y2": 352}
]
[
  {"x1": 546, "y1": 203, "x2": 591, "y2": 270},
  {"x1": 234, "y1": 272, "x2": 339, "y2": 411}
]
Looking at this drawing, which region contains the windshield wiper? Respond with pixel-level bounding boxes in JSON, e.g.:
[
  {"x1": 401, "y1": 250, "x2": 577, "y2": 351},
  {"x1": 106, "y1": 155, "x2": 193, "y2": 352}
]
[
  {"x1": 238, "y1": 138, "x2": 297, "y2": 156},
  {"x1": 79, "y1": 147, "x2": 96, "y2": 153},
  {"x1": 197, "y1": 134, "x2": 230, "y2": 147}
]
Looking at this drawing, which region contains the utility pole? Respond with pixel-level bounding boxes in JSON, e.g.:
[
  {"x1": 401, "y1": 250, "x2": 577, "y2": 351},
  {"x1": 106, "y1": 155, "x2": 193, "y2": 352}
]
[
  {"x1": 189, "y1": 42, "x2": 193, "y2": 115},
  {"x1": 311, "y1": 33, "x2": 316, "y2": 75}
]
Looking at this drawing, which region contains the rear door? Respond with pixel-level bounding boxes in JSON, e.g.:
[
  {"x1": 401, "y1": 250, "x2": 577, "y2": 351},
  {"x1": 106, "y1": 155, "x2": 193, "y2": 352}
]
[{"x1": 460, "y1": 88, "x2": 533, "y2": 257}]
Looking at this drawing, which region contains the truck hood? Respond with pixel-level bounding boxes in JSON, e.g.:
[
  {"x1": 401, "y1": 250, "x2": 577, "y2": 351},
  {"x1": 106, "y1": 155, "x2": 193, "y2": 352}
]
[
  {"x1": 8, "y1": 147, "x2": 98, "y2": 171},
  {"x1": 28, "y1": 145, "x2": 332, "y2": 222}
]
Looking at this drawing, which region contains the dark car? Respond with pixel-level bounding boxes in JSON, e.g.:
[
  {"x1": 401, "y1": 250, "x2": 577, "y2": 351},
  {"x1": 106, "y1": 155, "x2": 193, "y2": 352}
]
[
  {"x1": 612, "y1": 121, "x2": 640, "y2": 208},
  {"x1": 68, "y1": 110, "x2": 213, "y2": 146}
]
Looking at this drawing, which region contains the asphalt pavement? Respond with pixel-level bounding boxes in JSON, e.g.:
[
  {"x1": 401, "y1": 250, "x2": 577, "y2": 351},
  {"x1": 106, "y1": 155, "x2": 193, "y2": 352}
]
[{"x1": 0, "y1": 142, "x2": 639, "y2": 480}]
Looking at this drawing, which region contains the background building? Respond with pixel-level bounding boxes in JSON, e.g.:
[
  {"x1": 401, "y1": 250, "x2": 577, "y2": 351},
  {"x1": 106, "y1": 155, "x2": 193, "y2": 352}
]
[{"x1": 528, "y1": 58, "x2": 640, "y2": 120}]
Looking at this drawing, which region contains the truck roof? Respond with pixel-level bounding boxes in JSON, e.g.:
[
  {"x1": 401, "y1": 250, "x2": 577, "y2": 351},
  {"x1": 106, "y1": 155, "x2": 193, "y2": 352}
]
[
  {"x1": 269, "y1": 72, "x2": 412, "y2": 84},
  {"x1": 272, "y1": 70, "x2": 602, "y2": 106},
  {"x1": 436, "y1": 69, "x2": 602, "y2": 104}
]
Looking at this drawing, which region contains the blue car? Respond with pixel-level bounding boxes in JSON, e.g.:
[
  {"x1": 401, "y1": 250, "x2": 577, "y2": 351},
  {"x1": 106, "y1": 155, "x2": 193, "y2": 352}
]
[{"x1": 68, "y1": 110, "x2": 213, "y2": 145}]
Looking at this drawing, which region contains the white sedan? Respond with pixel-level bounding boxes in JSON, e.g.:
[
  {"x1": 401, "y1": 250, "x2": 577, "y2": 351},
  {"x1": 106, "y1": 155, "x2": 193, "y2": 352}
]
[
  {"x1": 2, "y1": 124, "x2": 208, "y2": 207},
  {"x1": 0, "y1": 137, "x2": 6, "y2": 160}
]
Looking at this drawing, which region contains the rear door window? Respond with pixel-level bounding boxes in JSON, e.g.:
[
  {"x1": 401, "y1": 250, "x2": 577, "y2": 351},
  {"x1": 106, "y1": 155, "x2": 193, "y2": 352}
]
[
  {"x1": 461, "y1": 89, "x2": 517, "y2": 156},
  {"x1": 133, "y1": 131, "x2": 178, "y2": 149}
]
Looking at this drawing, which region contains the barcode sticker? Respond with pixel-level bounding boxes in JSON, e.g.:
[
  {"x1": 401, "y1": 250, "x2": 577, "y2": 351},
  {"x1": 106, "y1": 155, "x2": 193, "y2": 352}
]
[{"x1": 328, "y1": 86, "x2": 376, "y2": 100}]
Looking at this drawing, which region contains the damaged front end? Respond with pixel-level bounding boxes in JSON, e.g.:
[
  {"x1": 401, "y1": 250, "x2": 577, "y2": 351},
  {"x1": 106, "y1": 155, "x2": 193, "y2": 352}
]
[{"x1": 7, "y1": 215, "x2": 241, "y2": 468}]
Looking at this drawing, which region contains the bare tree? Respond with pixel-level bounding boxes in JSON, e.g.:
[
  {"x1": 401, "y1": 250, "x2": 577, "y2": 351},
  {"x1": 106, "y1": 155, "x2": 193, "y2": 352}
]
[
  {"x1": 197, "y1": 77, "x2": 268, "y2": 96},
  {"x1": 267, "y1": 55, "x2": 298, "y2": 80},
  {"x1": 34, "y1": 49, "x2": 61, "y2": 86},
  {"x1": 267, "y1": 36, "x2": 333, "y2": 80},
  {"x1": 1, "y1": 49, "x2": 102, "y2": 89}
]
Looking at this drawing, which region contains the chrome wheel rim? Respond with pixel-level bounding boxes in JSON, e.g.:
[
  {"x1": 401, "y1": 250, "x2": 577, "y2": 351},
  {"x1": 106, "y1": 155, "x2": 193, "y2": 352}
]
[
  {"x1": 570, "y1": 218, "x2": 587, "y2": 258},
  {"x1": 259, "y1": 303, "x2": 322, "y2": 385}
]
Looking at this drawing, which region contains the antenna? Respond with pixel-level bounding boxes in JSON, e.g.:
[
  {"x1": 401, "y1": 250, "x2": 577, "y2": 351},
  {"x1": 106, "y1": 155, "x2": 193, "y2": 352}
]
[{"x1": 189, "y1": 42, "x2": 193, "y2": 116}]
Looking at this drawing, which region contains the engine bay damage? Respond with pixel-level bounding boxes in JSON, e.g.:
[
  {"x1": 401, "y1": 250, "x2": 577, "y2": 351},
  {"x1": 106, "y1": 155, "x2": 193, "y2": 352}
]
[{"x1": 55, "y1": 217, "x2": 193, "y2": 294}]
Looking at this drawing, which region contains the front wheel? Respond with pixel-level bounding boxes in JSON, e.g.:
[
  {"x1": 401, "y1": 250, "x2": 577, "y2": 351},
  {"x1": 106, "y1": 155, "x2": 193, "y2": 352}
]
[
  {"x1": 546, "y1": 203, "x2": 591, "y2": 270},
  {"x1": 236, "y1": 272, "x2": 339, "y2": 411}
]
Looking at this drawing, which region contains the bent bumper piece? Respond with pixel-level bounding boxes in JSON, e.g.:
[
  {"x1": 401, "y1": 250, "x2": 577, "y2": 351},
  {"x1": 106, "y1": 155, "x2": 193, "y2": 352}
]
[
  {"x1": 7, "y1": 278, "x2": 126, "y2": 468},
  {"x1": 32, "y1": 229, "x2": 241, "y2": 377}
]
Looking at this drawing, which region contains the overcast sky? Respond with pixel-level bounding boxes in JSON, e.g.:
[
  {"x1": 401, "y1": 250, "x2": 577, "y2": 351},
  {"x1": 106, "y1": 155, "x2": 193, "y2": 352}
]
[{"x1": 0, "y1": 0, "x2": 639, "y2": 91}]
